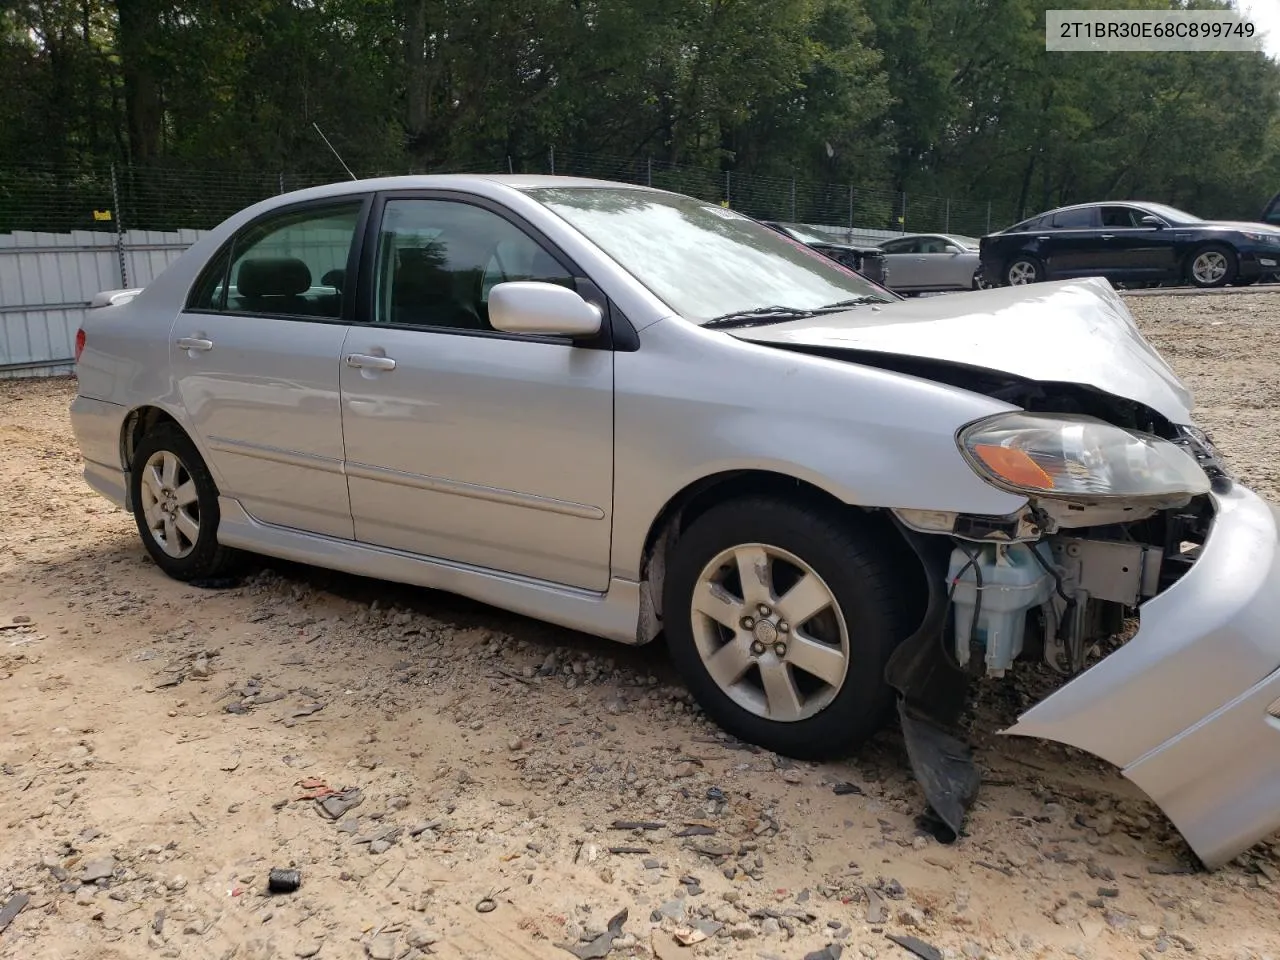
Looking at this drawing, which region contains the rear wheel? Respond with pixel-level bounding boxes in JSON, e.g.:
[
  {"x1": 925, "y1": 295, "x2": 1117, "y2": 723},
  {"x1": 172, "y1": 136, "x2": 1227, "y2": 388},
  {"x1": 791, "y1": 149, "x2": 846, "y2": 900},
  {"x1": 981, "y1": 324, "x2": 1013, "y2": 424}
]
[
  {"x1": 1186, "y1": 244, "x2": 1237, "y2": 288},
  {"x1": 1006, "y1": 257, "x2": 1043, "y2": 285},
  {"x1": 663, "y1": 498, "x2": 912, "y2": 760},
  {"x1": 129, "y1": 424, "x2": 238, "y2": 581}
]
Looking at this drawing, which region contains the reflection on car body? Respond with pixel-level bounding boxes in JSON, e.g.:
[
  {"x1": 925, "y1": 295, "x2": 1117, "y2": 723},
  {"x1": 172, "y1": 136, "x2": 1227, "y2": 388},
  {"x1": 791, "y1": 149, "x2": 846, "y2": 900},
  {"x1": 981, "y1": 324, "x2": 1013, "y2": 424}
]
[{"x1": 71, "y1": 174, "x2": 1280, "y2": 868}]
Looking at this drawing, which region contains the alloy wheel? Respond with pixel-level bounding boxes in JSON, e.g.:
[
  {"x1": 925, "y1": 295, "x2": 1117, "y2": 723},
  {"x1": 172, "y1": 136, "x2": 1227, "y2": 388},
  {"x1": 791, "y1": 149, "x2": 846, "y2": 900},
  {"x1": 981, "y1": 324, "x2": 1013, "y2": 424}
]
[
  {"x1": 138, "y1": 450, "x2": 200, "y2": 558},
  {"x1": 1007, "y1": 260, "x2": 1038, "y2": 285},
  {"x1": 1192, "y1": 251, "x2": 1228, "y2": 285},
  {"x1": 689, "y1": 543, "x2": 850, "y2": 723}
]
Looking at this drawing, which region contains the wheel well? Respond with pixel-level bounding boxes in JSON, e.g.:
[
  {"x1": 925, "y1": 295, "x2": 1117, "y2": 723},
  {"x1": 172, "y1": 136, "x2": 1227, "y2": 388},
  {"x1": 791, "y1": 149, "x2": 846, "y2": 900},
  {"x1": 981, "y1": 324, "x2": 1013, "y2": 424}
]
[
  {"x1": 121, "y1": 406, "x2": 180, "y2": 471},
  {"x1": 635, "y1": 470, "x2": 929, "y2": 642}
]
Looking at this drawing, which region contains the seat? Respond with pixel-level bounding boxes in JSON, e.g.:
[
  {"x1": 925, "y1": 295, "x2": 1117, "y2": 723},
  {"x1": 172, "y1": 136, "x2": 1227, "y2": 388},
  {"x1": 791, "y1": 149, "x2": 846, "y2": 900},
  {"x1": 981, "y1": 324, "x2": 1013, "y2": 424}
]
[
  {"x1": 234, "y1": 257, "x2": 313, "y2": 315},
  {"x1": 391, "y1": 245, "x2": 483, "y2": 329}
]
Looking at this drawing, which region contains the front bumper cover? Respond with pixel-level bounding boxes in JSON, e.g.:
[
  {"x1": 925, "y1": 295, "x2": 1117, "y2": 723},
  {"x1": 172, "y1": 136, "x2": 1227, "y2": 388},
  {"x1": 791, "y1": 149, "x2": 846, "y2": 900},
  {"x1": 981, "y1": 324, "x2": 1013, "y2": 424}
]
[{"x1": 1005, "y1": 482, "x2": 1280, "y2": 867}]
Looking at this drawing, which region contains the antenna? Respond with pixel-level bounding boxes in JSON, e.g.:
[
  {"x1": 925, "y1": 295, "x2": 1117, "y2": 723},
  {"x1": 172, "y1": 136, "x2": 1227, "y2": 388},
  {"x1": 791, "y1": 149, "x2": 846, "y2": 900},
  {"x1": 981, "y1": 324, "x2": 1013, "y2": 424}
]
[{"x1": 313, "y1": 122, "x2": 357, "y2": 181}]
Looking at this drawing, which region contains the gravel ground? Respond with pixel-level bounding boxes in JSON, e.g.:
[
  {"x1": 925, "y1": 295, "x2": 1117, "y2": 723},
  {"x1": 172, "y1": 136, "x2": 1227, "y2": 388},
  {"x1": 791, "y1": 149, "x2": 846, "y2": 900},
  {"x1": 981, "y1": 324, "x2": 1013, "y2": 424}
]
[{"x1": 2, "y1": 292, "x2": 1279, "y2": 960}]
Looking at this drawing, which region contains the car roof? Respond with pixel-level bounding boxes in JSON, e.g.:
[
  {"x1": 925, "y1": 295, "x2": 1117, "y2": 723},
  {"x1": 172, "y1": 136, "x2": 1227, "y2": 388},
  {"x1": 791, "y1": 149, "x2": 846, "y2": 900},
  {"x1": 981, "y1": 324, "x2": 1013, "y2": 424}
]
[{"x1": 262, "y1": 173, "x2": 664, "y2": 204}]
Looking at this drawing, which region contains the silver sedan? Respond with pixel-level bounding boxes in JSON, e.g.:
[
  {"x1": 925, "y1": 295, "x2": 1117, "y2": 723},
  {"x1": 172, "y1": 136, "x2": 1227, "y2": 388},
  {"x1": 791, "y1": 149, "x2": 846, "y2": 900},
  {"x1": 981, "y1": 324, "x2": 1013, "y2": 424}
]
[
  {"x1": 878, "y1": 233, "x2": 985, "y2": 293},
  {"x1": 71, "y1": 175, "x2": 1280, "y2": 868}
]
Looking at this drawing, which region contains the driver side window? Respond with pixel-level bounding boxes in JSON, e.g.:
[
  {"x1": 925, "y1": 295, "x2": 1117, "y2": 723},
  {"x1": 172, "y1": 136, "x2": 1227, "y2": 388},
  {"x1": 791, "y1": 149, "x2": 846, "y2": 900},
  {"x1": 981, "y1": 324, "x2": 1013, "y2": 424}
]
[{"x1": 373, "y1": 199, "x2": 573, "y2": 331}]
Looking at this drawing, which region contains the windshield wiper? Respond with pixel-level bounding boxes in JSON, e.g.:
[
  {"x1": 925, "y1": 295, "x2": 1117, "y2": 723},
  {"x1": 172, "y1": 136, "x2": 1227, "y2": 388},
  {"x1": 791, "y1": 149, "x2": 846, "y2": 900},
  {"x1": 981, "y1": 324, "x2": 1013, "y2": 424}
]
[
  {"x1": 703, "y1": 296, "x2": 884, "y2": 329},
  {"x1": 702, "y1": 306, "x2": 819, "y2": 329},
  {"x1": 813, "y1": 296, "x2": 884, "y2": 312}
]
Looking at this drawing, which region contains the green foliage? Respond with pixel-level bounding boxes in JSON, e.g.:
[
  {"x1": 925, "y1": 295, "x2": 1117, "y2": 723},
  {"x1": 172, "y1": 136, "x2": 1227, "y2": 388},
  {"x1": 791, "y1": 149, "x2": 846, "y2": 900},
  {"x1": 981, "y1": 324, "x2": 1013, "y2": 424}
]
[{"x1": 2, "y1": 0, "x2": 1280, "y2": 227}]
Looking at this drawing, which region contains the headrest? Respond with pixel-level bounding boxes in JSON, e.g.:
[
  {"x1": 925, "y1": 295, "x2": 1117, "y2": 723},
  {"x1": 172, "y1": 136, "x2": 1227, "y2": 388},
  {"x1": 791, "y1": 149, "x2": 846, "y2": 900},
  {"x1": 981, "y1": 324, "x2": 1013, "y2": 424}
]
[{"x1": 237, "y1": 257, "x2": 311, "y2": 297}]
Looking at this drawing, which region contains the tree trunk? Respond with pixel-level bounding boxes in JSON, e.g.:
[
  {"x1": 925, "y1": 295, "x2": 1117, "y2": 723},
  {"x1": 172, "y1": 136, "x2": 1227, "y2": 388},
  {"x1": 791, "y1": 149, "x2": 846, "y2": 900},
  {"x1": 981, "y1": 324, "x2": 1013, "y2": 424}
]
[
  {"x1": 402, "y1": 0, "x2": 428, "y2": 152},
  {"x1": 114, "y1": 0, "x2": 163, "y2": 162}
]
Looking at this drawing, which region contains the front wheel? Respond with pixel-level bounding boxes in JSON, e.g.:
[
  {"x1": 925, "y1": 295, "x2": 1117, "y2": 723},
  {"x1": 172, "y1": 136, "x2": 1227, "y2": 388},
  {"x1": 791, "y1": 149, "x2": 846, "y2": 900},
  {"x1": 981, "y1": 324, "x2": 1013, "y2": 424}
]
[
  {"x1": 1006, "y1": 257, "x2": 1043, "y2": 285},
  {"x1": 1186, "y1": 244, "x2": 1237, "y2": 288},
  {"x1": 663, "y1": 498, "x2": 911, "y2": 760},
  {"x1": 129, "y1": 424, "x2": 238, "y2": 581}
]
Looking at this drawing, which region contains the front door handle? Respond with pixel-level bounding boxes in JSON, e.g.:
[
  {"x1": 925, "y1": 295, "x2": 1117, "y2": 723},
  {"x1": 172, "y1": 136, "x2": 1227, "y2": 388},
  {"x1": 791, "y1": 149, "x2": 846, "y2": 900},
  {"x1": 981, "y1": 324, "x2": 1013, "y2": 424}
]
[
  {"x1": 346, "y1": 354, "x2": 396, "y2": 371},
  {"x1": 176, "y1": 337, "x2": 213, "y2": 352},
  {"x1": 1100, "y1": 234, "x2": 1115, "y2": 240},
  {"x1": 1036, "y1": 236, "x2": 1051, "y2": 241}
]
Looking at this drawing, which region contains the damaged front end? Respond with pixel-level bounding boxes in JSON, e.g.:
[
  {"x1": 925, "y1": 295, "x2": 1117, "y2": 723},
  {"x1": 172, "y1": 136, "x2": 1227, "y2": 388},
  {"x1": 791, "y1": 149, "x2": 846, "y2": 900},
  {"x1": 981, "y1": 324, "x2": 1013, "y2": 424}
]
[{"x1": 881, "y1": 378, "x2": 1272, "y2": 863}]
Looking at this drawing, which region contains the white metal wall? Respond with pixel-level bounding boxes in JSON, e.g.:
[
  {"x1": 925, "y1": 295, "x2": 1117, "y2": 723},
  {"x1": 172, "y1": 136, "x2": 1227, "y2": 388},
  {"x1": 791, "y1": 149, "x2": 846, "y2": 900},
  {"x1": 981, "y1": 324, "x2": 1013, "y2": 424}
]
[{"x1": 0, "y1": 229, "x2": 204, "y2": 379}]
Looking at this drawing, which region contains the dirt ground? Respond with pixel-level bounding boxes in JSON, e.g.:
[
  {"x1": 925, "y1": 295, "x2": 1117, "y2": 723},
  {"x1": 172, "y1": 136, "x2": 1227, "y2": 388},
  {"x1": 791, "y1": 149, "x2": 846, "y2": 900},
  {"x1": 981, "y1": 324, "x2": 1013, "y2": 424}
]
[{"x1": 3, "y1": 291, "x2": 1280, "y2": 960}]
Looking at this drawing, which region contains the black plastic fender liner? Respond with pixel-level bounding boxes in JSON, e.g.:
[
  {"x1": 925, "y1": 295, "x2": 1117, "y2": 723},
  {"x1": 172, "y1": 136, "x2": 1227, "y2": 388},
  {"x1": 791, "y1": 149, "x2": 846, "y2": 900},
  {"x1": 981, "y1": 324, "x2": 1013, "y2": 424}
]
[{"x1": 884, "y1": 519, "x2": 981, "y2": 842}]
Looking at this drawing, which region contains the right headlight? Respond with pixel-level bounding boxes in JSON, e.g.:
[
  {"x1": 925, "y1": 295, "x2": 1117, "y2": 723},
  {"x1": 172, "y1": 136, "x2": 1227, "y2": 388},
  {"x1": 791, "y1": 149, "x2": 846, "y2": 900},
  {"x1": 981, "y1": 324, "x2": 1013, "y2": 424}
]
[{"x1": 957, "y1": 412, "x2": 1211, "y2": 504}]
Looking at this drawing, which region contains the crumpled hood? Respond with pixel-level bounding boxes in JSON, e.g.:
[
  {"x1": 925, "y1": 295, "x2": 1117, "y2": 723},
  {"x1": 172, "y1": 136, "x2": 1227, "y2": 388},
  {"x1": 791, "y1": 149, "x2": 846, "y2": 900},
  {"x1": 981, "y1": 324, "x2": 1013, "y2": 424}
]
[{"x1": 730, "y1": 277, "x2": 1195, "y2": 424}]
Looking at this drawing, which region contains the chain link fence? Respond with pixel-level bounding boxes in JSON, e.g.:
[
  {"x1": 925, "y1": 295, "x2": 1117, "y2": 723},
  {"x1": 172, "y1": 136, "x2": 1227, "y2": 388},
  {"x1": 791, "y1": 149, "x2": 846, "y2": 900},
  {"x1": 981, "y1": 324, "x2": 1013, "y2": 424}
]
[{"x1": 0, "y1": 154, "x2": 1020, "y2": 239}]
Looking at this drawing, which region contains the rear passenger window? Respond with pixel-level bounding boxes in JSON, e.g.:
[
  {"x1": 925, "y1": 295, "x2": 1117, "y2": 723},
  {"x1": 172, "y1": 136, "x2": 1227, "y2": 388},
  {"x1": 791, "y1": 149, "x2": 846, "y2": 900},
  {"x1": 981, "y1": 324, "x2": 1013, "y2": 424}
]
[
  {"x1": 190, "y1": 202, "x2": 363, "y2": 319},
  {"x1": 1050, "y1": 208, "x2": 1094, "y2": 229}
]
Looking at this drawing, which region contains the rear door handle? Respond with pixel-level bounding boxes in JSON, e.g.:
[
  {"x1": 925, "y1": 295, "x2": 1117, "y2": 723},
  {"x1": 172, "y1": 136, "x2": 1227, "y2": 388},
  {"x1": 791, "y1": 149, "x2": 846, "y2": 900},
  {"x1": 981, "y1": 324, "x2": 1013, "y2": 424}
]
[
  {"x1": 346, "y1": 354, "x2": 396, "y2": 371},
  {"x1": 1036, "y1": 236, "x2": 1051, "y2": 241},
  {"x1": 176, "y1": 337, "x2": 213, "y2": 352},
  {"x1": 1100, "y1": 234, "x2": 1115, "y2": 240}
]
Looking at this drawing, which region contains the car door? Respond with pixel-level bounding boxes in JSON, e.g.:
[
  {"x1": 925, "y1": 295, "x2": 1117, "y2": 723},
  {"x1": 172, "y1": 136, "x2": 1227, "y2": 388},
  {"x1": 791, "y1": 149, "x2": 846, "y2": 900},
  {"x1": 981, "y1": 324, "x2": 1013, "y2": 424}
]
[
  {"x1": 879, "y1": 237, "x2": 923, "y2": 290},
  {"x1": 938, "y1": 238, "x2": 980, "y2": 289},
  {"x1": 1097, "y1": 205, "x2": 1176, "y2": 278},
  {"x1": 339, "y1": 194, "x2": 614, "y2": 591},
  {"x1": 173, "y1": 196, "x2": 368, "y2": 539},
  {"x1": 913, "y1": 236, "x2": 960, "y2": 289},
  {"x1": 1039, "y1": 207, "x2": 1101, "y2": 277}
]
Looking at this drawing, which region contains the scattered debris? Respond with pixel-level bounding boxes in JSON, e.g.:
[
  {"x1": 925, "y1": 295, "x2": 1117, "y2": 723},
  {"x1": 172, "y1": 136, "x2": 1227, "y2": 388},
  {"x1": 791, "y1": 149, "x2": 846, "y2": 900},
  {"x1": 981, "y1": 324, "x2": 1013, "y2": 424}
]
[
  {"x1": 558, "y1": 907, "x2": 628, "y2": 959},
  {"x1": 674, "y1": 825, "x2": 716, "y2": 837},
  {"x1": 864, "y1": 886, "x2": 886, "y2": 924},
  {"x1": 316, "y1": 787, "x2": 364, "y2": 820},
  {"x1": 79, "y1": 856, "x2": 117, "y2": 883},
  {"x1": 611, "y1": 820, "x2": 665, "y2": 831},
  {"x1": 673, "y1": 926, "x2": 707, "y2": 946},
  {"x1": 831, "y1": 782, "x2": 863, "y2": 796},
  {"x1": 0, "y1": 893, "x2": 30, "y2": 936},
  {"x1": 268, "y1": 868, "x2": 302, "y2": 894},
  {"x1": 886, "y1": 934, "x2": 942, "y2": 960}
]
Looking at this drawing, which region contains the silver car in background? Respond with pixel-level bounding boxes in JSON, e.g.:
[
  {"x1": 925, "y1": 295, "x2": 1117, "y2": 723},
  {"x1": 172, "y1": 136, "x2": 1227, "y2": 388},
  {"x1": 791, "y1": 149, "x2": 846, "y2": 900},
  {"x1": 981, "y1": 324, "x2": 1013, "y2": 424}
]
[
  {"x1": 70, "y1": 175, "x2": 1280, "y2": 868},
  {"x1": 879, "y1": 233, "x2": 985, "y2": 294}
]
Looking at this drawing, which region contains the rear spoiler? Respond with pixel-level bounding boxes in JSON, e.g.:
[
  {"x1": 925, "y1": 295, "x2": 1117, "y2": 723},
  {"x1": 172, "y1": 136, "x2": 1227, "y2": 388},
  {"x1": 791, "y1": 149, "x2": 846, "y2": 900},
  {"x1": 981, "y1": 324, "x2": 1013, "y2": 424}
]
[{"x1": 89, "y1": 287, "x2": 144, "y2": 308}]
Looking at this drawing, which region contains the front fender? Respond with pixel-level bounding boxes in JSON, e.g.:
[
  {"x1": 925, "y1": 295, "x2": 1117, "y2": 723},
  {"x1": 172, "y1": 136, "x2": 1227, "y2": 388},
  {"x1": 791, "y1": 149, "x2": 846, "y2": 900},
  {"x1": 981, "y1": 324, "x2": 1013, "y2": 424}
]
[{"x1": 611, "y1": 318, "x2": 1025, "y2": 581}]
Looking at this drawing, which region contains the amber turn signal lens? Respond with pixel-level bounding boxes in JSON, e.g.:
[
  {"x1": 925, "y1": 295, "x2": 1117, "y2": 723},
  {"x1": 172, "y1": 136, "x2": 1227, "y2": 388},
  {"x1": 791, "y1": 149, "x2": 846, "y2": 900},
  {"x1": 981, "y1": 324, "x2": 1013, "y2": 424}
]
[{"x1": 972, "y1": 443, "x2": 1055, "y2": 491}]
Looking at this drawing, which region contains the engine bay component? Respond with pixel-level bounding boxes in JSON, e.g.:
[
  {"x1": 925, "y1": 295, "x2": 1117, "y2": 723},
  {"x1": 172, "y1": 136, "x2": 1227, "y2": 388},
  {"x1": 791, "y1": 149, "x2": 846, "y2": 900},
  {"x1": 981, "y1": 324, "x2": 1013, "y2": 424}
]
[{"x1": 948, "y1": 541, "x2": 1055, "y2": 675}]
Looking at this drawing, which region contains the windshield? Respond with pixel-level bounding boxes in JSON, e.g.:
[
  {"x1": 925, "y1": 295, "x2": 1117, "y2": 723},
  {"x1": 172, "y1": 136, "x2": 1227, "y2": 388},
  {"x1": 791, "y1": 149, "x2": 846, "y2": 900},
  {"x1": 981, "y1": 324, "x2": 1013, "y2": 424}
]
[
  {"x1": 1137, "y1": 202, "x2": 1200, "y2": 223},
  {"x1": 525, "y1": 186, "x2": 891, "y2": 324}
]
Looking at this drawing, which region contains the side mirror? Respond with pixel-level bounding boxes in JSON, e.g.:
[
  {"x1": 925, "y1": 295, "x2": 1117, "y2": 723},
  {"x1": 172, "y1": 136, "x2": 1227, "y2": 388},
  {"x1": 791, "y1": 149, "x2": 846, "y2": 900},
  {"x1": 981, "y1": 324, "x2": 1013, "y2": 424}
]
[
  {"x1": 488, "y1": 281, "x2": 603, "y2": 339},
  {"x1": 1139, "y1": 215, "x2": 1165, "y2": 228}
]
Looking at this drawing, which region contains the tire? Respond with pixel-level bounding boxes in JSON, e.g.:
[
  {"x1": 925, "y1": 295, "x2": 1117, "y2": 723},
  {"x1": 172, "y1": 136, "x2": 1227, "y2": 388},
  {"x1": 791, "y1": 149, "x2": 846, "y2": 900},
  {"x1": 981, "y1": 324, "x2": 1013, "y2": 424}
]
[
  {"x1": 972, "y1": 270, "x2": 991, "y2": 290},
  {"x1": 1005, "y1": 256, "x2": 1043, "y2": 285},
  {"x1": 663, "y1": 497, "x2": 913, "y2": 761},
  {"x1": 129, "y1": 423, "x2": 238, "y2": 581},
  {"x1": 1186, "y1": 244, "x2": 1237, "y2": 288}
]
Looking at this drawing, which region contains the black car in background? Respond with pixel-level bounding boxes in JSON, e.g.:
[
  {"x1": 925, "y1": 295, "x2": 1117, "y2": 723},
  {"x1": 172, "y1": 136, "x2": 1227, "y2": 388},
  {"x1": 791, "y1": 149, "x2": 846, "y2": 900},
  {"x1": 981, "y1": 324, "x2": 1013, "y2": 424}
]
[
  {"x1": 760, "y1": 221, "x2": 890, "y2": 287},
  {"x1": 979, "y1": 201, "x2": 1280, "y2": 289}
]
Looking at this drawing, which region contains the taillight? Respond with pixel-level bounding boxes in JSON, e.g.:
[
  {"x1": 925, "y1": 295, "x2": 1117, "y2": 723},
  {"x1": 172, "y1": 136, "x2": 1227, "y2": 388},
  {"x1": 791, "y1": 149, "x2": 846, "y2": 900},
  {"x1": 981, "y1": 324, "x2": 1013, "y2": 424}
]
[{"x1": 74, "y1": 328, "x2": 86, "y2": 363}]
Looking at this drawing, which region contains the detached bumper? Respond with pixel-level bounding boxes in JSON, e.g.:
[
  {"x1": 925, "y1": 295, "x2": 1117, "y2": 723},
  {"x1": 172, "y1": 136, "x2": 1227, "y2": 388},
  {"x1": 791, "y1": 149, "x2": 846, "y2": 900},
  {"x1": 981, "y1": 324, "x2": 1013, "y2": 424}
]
[
  {"x1": 70, "y1": 394, "x2": 129, "y2": 511},
  {"x1": 1005, "y1": 483, "x2": 1280, "y2": 867}
]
